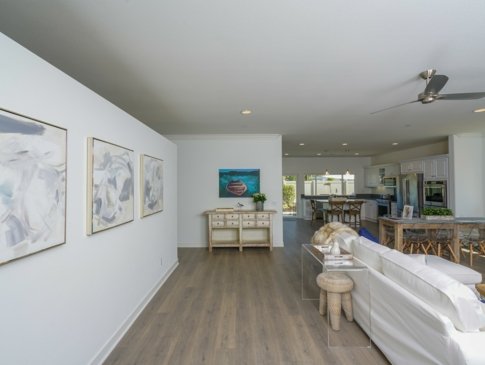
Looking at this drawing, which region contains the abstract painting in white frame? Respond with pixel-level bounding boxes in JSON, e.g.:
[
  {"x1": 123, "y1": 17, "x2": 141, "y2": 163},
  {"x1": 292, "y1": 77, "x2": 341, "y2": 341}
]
[
  {"x1": 0, "y1": 108, "x2": 67, "y2": 265},
  {"x1": 140, "y1": 154, "x2": 163, "y2": 217},
  {"x1": 87, "y1": 138, "x2": 134, "y2": 235}
]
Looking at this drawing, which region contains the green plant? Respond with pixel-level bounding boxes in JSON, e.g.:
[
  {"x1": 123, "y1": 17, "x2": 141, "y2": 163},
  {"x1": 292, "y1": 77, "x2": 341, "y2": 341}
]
[
  {"x1": 422, "y1": 207, "x2": 453, "y2": 216},
  {"x1": 253, "y1": 192, "x2": 267, "y2": 202},
  {"x1": 282, "y1": 184, "x2": 295, "y2": 210}
]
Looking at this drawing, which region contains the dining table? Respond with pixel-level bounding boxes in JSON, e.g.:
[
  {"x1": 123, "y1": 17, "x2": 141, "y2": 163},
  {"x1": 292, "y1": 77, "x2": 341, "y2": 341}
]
[{"x1": 378, "y1": 216, "x2": 485, "y2": 263}]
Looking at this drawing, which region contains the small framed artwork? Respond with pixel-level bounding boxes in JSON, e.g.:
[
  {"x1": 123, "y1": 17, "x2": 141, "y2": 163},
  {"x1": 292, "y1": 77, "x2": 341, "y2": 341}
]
[
  {"x1": 87, "y1": 138, "x2": 134, "y2": 235},
  {"x1": 402, "y1": 205, "x2": 414, "y2": 219},
  {"x1": 0, "y1": 108, "x2": 67, "y2": 265},
  {"x1": 140, "y1": 154, "x2": 163, "y2": 217},
  {"x1": 219, "y1": 168, "x2": 260, "y2": 198}
]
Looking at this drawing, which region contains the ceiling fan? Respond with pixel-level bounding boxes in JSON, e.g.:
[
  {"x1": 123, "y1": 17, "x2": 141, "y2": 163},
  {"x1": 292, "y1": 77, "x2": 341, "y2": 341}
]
[{"x1": 371, "y1": 69, "x2": 485, "y2": 114}]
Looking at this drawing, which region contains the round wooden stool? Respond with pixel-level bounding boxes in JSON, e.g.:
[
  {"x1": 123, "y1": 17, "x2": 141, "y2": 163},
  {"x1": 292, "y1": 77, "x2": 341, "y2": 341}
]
[{"x1": 316, "y1": 272, "x2": 354, "y2": 331}]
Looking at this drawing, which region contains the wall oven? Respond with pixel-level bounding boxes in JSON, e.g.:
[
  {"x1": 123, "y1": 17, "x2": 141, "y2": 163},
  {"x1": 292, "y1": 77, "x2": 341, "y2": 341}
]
[{"x1": 424, "y1": 180, "x2": 447, "y2": 208}]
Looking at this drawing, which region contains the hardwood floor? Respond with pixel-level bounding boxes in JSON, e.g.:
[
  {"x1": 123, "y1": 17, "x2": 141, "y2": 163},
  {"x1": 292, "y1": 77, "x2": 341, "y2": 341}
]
[
  {"x1": 104, "y1": 217, "x2": 484, "y2": 365},
  {"x1": 104, "y1": 218, "x2": 390, "y2": 365}
]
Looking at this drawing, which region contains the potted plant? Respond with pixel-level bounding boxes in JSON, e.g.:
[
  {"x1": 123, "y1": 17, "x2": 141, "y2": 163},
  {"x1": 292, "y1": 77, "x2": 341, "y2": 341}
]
[
  {"x1": 253, "y1": 192, "x2": 267, "y2": 211},
  {"x1": 422, "y1": 207, "x2": 454, "y2": 220}
]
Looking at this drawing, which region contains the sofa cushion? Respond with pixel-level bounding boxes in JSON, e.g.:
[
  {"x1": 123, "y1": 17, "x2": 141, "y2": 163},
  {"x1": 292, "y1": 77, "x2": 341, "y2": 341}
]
[
  {"x1": 407, "y1": 254, "x2": 427, "y2": 265},
  {"x1": 352, "y1": 237, "x2": 391, "y2": 272},
  {"x1": 425, "y1": 255, "x2": 482, "y2": 285},
  {"x1": 381, "y1": 250, "x2": 485, "y2": 332}
]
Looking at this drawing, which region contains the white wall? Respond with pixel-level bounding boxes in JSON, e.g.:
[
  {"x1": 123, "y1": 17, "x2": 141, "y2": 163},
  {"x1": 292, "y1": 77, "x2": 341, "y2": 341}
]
[
  {"x1": 0, "y1": 34, "x2": 178, "y2": 365},
  {"x1": 169, "y1": 134, "x2": 283, "y2": 247},
  {"x1": 283, "y1": 156, "x2": 372, "y2": 217},
  {"x1": 449, "y1": 133, "x2": 485, "y2": 217}
]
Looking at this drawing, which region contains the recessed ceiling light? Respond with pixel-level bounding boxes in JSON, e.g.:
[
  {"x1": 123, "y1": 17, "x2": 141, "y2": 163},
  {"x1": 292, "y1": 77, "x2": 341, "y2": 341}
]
[
  {"x1": 392, "y1": 142, "x2": 399, "y2": 146},
  {"x1": 316, "y1": 153, "x2": 322, "y2": 156},
  {"x1": 240, "y1": 109, "x2": 252, "y2": 115},
  {"x1": 473, "y1": 108, "x2": 485, "y2": 113},
  {"x1": 299, "y1": 142, "x2": 305, "y2": 146},
  {"x1": 342, "y1": 142, "x2": 348, "y2": 146},
  {"x1": 284, "y1": 153, "x2": 289, "y2": 156},
  {"x1": 354, "y1": 152, "x2": 360, "y2": 156}
]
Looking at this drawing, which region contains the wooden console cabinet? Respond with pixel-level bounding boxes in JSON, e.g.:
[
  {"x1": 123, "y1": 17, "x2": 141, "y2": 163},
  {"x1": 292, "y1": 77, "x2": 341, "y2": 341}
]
[{"x1": 205, "y1": 210, "x2": 276, "y2": 252}]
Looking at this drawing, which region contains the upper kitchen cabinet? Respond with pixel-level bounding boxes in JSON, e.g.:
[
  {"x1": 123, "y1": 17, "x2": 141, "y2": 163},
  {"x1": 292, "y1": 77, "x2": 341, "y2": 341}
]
[
  {"x1": 364, "y1": 166, "x2": 380, "y2": 187},
  {"x1": 401, "y1": 159, "x2": 424, "y2": 173},
  {"x1": 424, "y1": 156, "x2": 448, "y2": 180},
  {"x1": 385, "y1": 164, "x2": 400, "y2": 177}
]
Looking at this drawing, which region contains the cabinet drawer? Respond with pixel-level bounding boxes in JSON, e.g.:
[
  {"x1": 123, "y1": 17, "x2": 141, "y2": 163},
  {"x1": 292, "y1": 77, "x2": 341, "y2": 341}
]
[
  {"x1": 225, "y1": 220, "x2": 239, "y2": 227},
  {"x1": 242, "y1": 213, "x2": 256, "y2": 220},
  {"x1": 256, "y1": 213, "x2": 270, "y2": 220},
  {"x1": 212, "y1": 220, "x2": 225, "y2": 227},
  {"x1": 225, "y1": 213, "x2": 239, "y2": 220},
  {"x1": 212, "y1": 214, "x2": 225, "y2": 220},
  {"x1": 256, "y1": 220, "x2": 270, "y2": 227},
  {"x1": 242, "y1": 220, "x2": 256, "y2": 227}
]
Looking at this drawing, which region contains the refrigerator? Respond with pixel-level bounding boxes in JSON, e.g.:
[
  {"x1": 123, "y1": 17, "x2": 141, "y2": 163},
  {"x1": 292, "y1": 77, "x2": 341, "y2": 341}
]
[{"x1": 397, "y1": 173, "x2": 424, "y2": 218}]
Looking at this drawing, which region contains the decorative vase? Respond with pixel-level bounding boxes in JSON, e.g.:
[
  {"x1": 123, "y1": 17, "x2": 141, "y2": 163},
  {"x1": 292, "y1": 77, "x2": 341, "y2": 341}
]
[
  {"x1": 330, "y1": 240, "x2": 340, "y2": 255},
  {"x1": 255, "y1": 201, "x2": 264, "y2": 211}
]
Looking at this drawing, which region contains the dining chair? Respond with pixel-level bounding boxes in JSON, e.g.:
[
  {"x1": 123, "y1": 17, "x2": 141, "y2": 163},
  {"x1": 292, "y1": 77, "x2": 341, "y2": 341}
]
[
  {"x1": 310, "y1": 199, "x2": 323, "y2": 221},
  {"x1": 324, "y1": 200, "x2": 345, "y2": 223},
  {"x1": 344, "y1": 200, "x2": 364, "y2": 227}
]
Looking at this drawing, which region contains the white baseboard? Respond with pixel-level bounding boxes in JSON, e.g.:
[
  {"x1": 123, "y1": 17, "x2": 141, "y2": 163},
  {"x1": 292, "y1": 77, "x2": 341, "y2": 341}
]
[{"x1": 89, "y1": 260, "x2": 179, "y2": 365}]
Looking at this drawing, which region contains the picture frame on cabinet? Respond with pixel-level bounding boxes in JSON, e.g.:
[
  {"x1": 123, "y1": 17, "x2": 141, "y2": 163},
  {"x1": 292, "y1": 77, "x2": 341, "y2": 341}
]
[
  {"x1": 86, "y1": 137, "x2": 134, "y2": 235},
  {"x1": 140, "y1": 154, "x2": 163, "y2": 217},
  {"x1": 0, "y1": 108, "x2": 67, "y2": 265},
  {"x1": 402, "y1": 205, "x2": 414, "y2": 219}
]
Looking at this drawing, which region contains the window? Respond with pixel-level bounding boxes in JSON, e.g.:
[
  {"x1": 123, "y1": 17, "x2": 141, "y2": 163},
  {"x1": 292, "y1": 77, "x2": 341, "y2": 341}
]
[{"x1": 304, "y1": 173, "x2": 355, "y2": 196}]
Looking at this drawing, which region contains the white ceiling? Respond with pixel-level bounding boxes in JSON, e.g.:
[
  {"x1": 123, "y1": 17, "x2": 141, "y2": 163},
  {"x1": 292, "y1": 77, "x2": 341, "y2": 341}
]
[{"x1": 1, "y1": 0, "x2": 485, "y2": 157}]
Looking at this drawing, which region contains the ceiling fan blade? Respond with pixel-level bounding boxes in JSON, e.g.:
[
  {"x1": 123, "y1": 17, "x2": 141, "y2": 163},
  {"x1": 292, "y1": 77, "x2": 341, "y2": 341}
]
[
  {"x1": 424, "y1": 74, "x2": 449, "y2": 95},
  {"x1": 439, "y1": 92, "x2": 485, "y2": 100},
  {"x1": 370, "y1": 100, "x2": 419, "y2": 114}
]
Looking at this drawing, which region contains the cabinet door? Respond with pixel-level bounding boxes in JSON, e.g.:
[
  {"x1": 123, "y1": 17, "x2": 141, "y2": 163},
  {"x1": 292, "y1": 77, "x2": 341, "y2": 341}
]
[
  {"x1": 424, "y1": 157, "x2": 448, "y2": 180},
  {"x1": 385, "y1": 164, "x2": 400, "y2": 176},
  {"x1": 401, "y1": 160, "x2": 424, "y2": 173},
  {"x1": 363, "y1": 200, "x2": 378, "y2": 222},
  {"x1": 365, "y1": 167, "x2": 380, "y2": 187},
  {"x1": 434, "y1": 158, "x2": 448, "y2": 179}
]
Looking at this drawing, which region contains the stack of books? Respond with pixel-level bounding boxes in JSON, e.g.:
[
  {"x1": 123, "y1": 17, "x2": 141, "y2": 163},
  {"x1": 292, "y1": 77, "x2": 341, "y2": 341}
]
[{"x1": 215, "y1": 207, "x2": 234, "y2": 212}]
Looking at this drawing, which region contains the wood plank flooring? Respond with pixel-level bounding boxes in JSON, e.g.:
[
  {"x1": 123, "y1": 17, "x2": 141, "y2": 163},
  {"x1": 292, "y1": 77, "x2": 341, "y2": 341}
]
[
  {"x1": 104, "y1": 218, "x2": 484, "y2": 365},
  {"x1": 104, "y1": 219, "x2": 390, "y2": 365}
]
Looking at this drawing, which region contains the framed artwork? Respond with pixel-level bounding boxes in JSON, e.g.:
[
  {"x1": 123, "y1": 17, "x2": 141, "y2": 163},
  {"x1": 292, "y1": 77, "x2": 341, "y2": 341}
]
[
  {"x1": 219, "y1": 168, "x2": 260, "y2": 198},
  {"x1": 0, "y1": 108, "x2": 67, "y2": 265},
  {"x1": 402, "y1": 205, "x2": 414, "y2": 219},
  {"x1": 140, "y1": 154, "x2": 163, "y2": 217},
  {"x1": 87, "y1": 138, "x2": 134, "y2": 234}
]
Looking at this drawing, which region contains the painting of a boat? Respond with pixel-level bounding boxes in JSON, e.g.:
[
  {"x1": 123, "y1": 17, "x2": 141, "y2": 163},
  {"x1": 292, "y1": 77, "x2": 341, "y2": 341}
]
[
  {"x1": 226, "y1": 180, "x2": 247, "y2": 196},
  {"x1": 219, "y1": 168, "x2": 260, "y2": 198}
]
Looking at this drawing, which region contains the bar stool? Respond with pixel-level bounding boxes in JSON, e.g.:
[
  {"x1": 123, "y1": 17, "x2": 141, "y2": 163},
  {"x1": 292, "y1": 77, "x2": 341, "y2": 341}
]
[
  {"x1": 324, "y1": 200, "x2": 345, "y2": 223},
  {"x1": 344, "y1": 200, "x2": 364, "y2": 227},
  {"x1": 316, "y1": 272, "x2": 354, "y2": 331}
]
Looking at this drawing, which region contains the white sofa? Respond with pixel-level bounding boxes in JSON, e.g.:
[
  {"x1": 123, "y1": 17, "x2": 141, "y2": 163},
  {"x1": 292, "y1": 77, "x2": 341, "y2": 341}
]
[{"x1": 335, "y1": 233, "x2": 485, "y2": 365}]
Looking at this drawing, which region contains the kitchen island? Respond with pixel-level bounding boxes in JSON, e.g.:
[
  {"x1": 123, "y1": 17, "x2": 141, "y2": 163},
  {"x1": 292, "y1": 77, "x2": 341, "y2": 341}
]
[{"x1": 379, "y1": 216, "x2": 485, "y2": 263}]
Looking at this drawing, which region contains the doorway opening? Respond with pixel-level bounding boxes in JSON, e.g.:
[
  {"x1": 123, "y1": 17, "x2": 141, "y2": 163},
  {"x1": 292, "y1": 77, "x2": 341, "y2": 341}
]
[{"x1": 283, "y1": 175, "x2": 297, "y2": 216}]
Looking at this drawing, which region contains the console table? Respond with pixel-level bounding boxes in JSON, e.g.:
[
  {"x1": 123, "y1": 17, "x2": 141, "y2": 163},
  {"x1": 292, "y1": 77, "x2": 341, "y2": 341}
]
[{"x1": 204, "y1": 210, "x2": 276, "y2": 252}]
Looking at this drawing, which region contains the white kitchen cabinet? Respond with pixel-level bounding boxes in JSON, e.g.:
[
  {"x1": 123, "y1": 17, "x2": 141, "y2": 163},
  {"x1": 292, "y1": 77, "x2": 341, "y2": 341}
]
[
  {"x1": 424, "y1": 157, "x2": 448, "y2": 180},
  {"x1": 364, "y1": 167, "x2": 380, "y2": 187},
  {"x1": 385, "y1": 164, "x2": 400, "y2": 177},
  {"x1": 363, "y1": 200, "x2": 378, "y2": 222},
  {"x1": 400, "y1": 160, "x2": 424, "y2": 173}
]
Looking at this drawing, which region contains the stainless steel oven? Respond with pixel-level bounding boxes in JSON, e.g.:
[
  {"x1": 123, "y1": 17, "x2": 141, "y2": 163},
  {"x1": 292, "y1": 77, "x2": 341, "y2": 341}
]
[{"x1": 424, "y1": 180, "x2": 447, "y2": 207}]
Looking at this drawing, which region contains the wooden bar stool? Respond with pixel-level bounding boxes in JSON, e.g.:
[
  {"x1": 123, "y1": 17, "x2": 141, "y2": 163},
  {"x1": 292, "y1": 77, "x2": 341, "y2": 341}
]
[
  {"x1": 324, "y1": 200, "x2": 345, "y2": 224},
  {"x1": 316, "y1": 272, "x2": 354, "y2": 331}
]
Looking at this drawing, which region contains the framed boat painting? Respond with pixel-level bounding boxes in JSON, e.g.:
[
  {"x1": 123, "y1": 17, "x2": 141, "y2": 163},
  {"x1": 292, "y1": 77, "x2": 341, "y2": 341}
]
[
  {"x1": 87, "y1": 138, "x2": 134, "y2": 235},
  {"x1": 140, "y1": 154, "x2": 163, "y2": 217},
  {"x1": 0, "y1": 108, "x2": 67, "y2": 265},
  {"x1": 219, "y1": 168, "x2": 260, "y2": 198}
]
